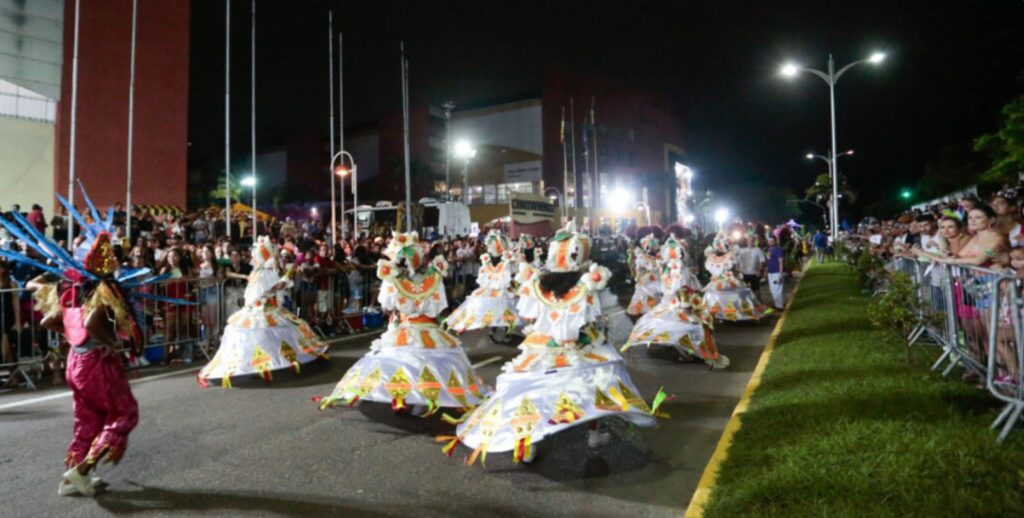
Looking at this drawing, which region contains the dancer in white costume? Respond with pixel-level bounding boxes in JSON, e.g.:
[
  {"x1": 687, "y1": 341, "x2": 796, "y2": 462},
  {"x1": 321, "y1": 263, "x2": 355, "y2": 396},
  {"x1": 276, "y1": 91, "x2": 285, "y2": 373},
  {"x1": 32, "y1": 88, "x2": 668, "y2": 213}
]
[
  {"x1": 320, "y1": 232, "x2": 489, "y2": 416},
  {"x1": 445, "y1": 230, "x2": 521, "y2": 335},
  {"x1": 440, "y1": 222, "x2": 665, "y2": 465},
  {"x1": 624, "y1": 234, "x2": 729, "y2": 369},
  {"x1": 626, "y1": 229, "x2": 663, "y2": 320},
  {"x1": 516, "y1": 234, "x2": 544, "y2": 271},
  {"x1": 702, "y1": 232, "x2": 768, "y2": 321},
  {"x1": 198, "y1": 237, "x2": 328, "y2": 387}
]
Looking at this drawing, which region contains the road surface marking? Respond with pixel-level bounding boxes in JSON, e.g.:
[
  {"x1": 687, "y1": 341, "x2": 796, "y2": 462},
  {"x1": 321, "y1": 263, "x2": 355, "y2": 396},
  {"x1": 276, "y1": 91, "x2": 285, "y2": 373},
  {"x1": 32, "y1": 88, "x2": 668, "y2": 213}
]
[
  {"x1": 472, "y1": 356, "x2": 504, "y2": 369},
  {"x1": 0, "y1": 366, "x2": 203, "y2": 411},
  {"x1": 0, "y1": 331, "x2": 384, "y2": 412}
]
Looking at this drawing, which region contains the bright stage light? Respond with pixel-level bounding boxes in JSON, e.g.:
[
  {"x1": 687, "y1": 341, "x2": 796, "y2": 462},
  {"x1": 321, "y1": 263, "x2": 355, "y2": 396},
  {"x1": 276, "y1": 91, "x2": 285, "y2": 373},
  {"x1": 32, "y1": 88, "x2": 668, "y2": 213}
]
[
  {"x1": 241, "y1": 176, "x2": 256, "y2": 187},
  {"x1": 714, "y1": 208, "x2": 729, "y2": 224}
]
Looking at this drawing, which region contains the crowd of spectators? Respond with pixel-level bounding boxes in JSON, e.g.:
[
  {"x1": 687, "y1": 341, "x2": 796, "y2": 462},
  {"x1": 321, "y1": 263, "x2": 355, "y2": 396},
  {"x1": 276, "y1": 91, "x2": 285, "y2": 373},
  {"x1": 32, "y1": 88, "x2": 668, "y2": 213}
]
[
  {"x1": 846, "y1": 184, "x2": 1024, "y2": 275},
  {"x1": 0, "y1": 199, "x2": 817, "y2": 390}
]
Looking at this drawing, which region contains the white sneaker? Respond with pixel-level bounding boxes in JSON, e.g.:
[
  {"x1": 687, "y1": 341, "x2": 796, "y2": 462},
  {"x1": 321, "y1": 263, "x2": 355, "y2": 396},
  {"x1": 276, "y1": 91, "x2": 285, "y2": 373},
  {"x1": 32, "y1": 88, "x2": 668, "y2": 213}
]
[
  {"x1": 137, "y1": 357, "x2": 150, "y2": 367},
  {"x1": 57, "y1": 476, "x2": 104, "y2": 497},
  {"x1": 410, "y1": 404, "x2": 428, "y2": 417},
  {"x1": 61, "y1": 469, "x2": 96, "y2": 497},
  {"x1": 708, "y1": 355, "x2": 731, "y2": 370},
  {"x1": 587, "y1": 429, "x2": 612, "y2": 448}
]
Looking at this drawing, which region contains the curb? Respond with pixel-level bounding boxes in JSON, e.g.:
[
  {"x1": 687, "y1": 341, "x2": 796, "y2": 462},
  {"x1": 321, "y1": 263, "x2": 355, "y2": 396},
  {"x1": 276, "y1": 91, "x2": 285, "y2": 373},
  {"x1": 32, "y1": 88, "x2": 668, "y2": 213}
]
[{"x1": 682, "y1": 270, "x2": 806, "y2": 518}]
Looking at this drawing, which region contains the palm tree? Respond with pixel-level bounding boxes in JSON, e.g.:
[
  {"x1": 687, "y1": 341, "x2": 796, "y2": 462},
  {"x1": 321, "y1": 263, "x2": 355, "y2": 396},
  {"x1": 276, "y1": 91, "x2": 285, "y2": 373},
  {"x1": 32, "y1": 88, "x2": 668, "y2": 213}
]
[{"x1": 805, "y1": 173, "x2": 857, "y2": 204}]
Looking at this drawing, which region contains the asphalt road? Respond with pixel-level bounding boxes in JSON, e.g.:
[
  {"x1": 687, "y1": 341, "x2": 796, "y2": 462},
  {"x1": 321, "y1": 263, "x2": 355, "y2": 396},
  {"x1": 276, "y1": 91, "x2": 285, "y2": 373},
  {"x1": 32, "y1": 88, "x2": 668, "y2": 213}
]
[{"x1": 0, "y1": 280, "x2": 793, "y2": 518}]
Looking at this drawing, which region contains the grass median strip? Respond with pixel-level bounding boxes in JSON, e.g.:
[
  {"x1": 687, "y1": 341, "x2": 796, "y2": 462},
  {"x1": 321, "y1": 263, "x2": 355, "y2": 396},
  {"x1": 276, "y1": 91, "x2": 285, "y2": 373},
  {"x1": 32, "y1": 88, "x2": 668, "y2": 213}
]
[{"x1": 699, "y1": 262, "x2": 1024, "y2": 518}]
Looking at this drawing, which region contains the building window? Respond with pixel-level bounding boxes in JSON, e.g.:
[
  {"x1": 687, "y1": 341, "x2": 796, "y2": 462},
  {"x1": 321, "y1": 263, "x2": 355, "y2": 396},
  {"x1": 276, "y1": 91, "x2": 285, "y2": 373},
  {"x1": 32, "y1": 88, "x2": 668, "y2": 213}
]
[
  {"x1": 468, "y1": 185, "x2": 483, "y2": 205},
  {"x1": 484, "y1": 185, "x2": 497, "y2": 205}
]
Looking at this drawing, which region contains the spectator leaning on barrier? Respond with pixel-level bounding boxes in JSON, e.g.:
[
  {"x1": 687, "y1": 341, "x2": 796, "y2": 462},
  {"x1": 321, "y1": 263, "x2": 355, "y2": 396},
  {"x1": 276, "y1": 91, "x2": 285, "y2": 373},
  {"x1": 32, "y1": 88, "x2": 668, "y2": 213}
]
[{"x1": 992, "y1": 194, "x2": 1023, "y2": 246}]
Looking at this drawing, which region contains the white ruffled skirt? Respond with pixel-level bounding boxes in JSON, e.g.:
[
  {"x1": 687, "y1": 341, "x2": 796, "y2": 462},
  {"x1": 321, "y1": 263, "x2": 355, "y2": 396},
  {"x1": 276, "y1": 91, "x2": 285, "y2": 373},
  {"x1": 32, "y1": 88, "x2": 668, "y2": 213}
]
[
  {"x1": 447, "y1": 333, "x2": 657, "y2": 463},
  {"x1": 198, "y1": 306, "x2": 329, "y2": 387},
  {"x1": 320, "y1": 320, "x2": 490, "y2": 413},
  {"x1": 703, "y1": 288, "x2": 768, "y2": 321},
  {"x1": 626, "y1": 279, "x2": 662, "y2": 316},
  {"x1": 445, "y1": 288, "x2": 520, "y2": 332}
]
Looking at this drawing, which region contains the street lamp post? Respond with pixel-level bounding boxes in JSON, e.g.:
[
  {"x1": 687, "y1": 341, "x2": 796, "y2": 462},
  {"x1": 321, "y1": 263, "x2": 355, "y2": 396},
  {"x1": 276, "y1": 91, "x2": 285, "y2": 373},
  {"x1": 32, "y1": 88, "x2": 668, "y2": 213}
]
[
  {"x1": 454, "y1": 140, "x2": 476, "y2": 204},
  {"x1": 544, "y1": 186, "x2": 566, "y2": 221},
  {"x1": 805, "y1": 149, "x2": 854, "y2": 227},
  {"x1": 634, "y1": 201, "x2": 651, "y2": 226},
  {"x1": 781, "y1": 52, "x2": 885, "y2": 238},
  {"x1": 331, "y1": 150, "x2": 358, "y2": 239}
]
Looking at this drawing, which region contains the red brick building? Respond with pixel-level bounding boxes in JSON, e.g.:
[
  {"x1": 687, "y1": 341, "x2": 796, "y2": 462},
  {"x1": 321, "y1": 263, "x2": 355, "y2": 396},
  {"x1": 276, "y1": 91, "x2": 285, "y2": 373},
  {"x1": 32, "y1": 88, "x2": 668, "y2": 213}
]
[{"x1": 53, "y1": 0, "x2": 190, "y2": 210}]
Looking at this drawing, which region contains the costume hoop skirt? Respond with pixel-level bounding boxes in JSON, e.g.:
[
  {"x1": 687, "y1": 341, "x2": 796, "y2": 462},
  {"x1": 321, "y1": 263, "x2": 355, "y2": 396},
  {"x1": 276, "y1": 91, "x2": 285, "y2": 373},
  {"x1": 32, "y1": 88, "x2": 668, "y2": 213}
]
[
  {"x1": 703, "y1": 253, "x2": 768, "y2": 321},
  {"x1": 446, "y1": 256, "x2": 521, "y2": 332},
  {"x1": 442, "y1": 264, "x2": 661, "y2": 464},
  {"x1": 322, "y1": 254, "x2": 492, "y2": 415},
  {"x1": 199, "y1": 269, "x2": 328, "y2": 387},
  {"x1": 451, "y1": 346, "x2": 656, "y2": 463},
  {"x1": 320, "y1": 316, "x2": 490, "y2": 412}
]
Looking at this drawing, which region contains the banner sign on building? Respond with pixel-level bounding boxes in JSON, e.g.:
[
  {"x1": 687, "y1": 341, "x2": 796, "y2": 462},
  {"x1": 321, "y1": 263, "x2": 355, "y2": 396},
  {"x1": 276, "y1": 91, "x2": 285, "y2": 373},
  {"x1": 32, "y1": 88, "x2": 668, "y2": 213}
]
[
  {"x1": 504, "y1": 161, "x2": 542, "y2": 183},
  {"x1": 510, "y1": 193, "x2": 555, "y2": 224}
]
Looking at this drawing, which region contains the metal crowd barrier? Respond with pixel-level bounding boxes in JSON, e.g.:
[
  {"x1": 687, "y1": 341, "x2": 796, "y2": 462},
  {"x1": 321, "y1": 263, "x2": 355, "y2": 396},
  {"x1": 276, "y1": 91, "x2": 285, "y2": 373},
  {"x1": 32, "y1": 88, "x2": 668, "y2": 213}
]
[
  {"x1": 893, "y1": 256, "x2": 1024, "y2": 442},
  {"x1": 0, "y1": 269, "x2": 384, "y2": 392},
  {"x1": 0, "y1": 287, "x2": 58, "y2": 391}
]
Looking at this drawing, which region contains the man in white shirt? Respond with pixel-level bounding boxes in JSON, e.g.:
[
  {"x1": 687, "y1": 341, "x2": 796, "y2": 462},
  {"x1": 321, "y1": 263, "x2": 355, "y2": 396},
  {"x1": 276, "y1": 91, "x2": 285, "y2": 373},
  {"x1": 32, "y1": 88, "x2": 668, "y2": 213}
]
[
  {"x1": 735, "y1": 238, "x2": 766, "y2": 295},
  {"x1": 916, "y1": 215, "x2": 941, "y2": 253}
]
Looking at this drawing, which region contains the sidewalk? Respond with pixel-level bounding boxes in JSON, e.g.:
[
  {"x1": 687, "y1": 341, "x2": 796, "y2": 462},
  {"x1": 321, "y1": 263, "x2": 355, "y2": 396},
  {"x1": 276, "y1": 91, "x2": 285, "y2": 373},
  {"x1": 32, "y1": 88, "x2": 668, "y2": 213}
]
[{"x1": 692, "y1": 262, "x2": 1024, "y2": 518}]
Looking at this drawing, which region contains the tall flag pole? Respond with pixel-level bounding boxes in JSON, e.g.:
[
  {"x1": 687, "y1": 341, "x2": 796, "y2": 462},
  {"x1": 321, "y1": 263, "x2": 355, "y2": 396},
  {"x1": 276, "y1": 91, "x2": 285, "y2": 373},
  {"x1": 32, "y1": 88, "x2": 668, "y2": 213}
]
[
  {"x1": 581, "y1": 106, "x2": 590, "y2": 211},
  {"x1": 591, "y1": 96, "x2": 600, "y2": 211},
  {"x1": 401, "y1": 42, "x2": 412, "y2": 231},
  {"x1": 224, "y1": 0, "x2": 231, "y2": 239},
  {"x1": 561, "y1": 106, "x2": 569, "y2": 221},
  {"x1": 250, "y1": 0, "x2": 257, "y2": 238},
  {"x1": 339, "y1": 32, "x2": 347, "y2": 239},
  {"x1": 67, "y1": 0, "x2": 82, "y2": 249},
  {"x1": 125, "y1": 0, "x2": 138, "y2": 245},
  {"x1": 569, "y1": 97, "x2": 578, "y2": 220},
  {"x1": 328, "y1": 10, "x2": 336, "y2": 245}
]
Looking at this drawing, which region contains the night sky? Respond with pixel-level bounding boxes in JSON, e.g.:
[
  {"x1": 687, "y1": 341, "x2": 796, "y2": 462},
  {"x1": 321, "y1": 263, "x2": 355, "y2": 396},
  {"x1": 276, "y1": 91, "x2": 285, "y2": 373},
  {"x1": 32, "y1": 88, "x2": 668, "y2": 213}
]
[{"x1": 187, "y1": 0, "x2": 1024, "y2": 223}]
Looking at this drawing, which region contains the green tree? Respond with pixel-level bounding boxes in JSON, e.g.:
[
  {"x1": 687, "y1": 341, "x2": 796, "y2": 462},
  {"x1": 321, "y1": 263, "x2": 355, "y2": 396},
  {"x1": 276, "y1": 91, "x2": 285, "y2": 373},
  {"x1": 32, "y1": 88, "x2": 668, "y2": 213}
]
[
  {"x1": 210, "y1": 173, "x2": 245, "y2": 207},
  {"x1": 805, "y1": 173, "x2": 857, "y2": 204},
  {"x1": 975, "y1": 93, "x2": 1024, "y2": 184}
]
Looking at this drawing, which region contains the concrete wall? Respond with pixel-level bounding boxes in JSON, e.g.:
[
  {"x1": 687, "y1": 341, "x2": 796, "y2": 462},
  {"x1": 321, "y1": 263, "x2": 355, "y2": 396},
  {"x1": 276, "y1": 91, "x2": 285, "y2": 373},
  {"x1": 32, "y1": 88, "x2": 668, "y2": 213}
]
[{"x1": 0, "y1": 116, "x2": 55, "y2": 216}]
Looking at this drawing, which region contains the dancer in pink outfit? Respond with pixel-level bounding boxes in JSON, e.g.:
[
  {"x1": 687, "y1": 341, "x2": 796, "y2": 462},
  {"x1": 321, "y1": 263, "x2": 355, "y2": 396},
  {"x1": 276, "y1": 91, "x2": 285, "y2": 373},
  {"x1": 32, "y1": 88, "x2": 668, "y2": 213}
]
[
  {"x1": 0, "y1": 183, "x2": 193, "y2": 497},
  {"x1": 37, "y1": 280, "x2": 140, "y2": 496}
]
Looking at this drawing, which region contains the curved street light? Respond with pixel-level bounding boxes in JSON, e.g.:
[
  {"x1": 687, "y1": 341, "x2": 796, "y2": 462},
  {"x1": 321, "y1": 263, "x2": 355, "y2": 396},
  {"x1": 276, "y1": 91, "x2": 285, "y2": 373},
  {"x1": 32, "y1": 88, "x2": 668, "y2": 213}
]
[
  {"x1": 331, "y1": 150, "x2": 358, "y2": 239},
  {"x1": 780, "y1": 52, "x2": 885, "y2": 238},
  {"x1": 544, "y1": 186, "x2": 566, "y2": 221}
]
